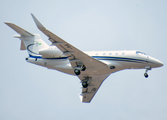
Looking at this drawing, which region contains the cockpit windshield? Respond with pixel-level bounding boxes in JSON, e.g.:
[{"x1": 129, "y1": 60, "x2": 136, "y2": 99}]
[{"x1": 136, "y1": 51, "x2": 147, "y2": 55}]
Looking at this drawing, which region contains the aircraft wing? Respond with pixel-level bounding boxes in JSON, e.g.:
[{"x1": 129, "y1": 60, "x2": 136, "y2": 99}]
[
  {"x1": 78, "y1": 75, "x2": 109, "y2": 103},
  {"x1": 31, "y1": 14, "x2": 110, "y2": 103},
  {"x1": 31, "y1": 14, "x2": 108, "y2": 70}
]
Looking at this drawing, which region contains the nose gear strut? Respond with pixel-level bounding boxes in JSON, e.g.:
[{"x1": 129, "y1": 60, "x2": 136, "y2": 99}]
[{"x1": 144, "y1": 66, "x2": 151, "y2": 78}]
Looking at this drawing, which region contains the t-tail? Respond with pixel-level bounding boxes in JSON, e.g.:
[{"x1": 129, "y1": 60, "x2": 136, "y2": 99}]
[{"x1": 4, "y1": 22, "x2": 49, "y2": 58}]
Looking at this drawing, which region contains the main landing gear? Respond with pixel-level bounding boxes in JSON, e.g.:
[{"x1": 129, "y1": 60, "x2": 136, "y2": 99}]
[
  {"x1": 82, "y1": 81, "x2": 88, "y2": 88},
  {"x1": 74, "y1": 65, "x2": 86, "y2": 76},
  {"x1": 144, "y1": 66, "x2": 151, "y2": 78},
  {"x1": 81, "y1": 77, "x2": 91, "y2": 88},
  {"x1": 74, "y1": 69, "x2": 81, "y2": 75}
]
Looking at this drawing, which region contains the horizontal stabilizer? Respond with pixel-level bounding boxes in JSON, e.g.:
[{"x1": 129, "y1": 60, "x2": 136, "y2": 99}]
[{"x1": 4, "y1": 22, "x2": 34, "y2": 37}]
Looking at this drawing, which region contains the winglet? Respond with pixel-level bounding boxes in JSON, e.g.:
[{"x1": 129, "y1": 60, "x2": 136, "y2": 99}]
[
  {"x1": 78, "y1": 94, "x2": 83, "y2": 102},
  {"x1": 31, "y1": 13, "x2": 46, "y2": 31}
]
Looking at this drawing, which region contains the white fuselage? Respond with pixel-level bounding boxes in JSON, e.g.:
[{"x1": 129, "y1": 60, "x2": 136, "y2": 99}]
[
  {"x1": 26, "y1": 47, "x2": 163, "y2": 76},
  {"x1": 5, "y1": 14, "x2": 164, "y2": 103}
]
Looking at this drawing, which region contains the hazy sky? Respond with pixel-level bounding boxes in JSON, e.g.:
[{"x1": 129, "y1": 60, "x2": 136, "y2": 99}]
[{"x1": 0, "y1": 0, "x2": 167, "y2": 120}]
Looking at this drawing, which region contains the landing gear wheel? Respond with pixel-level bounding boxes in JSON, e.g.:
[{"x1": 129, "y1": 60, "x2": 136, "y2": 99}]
[
  {"x1": 144, "y1": 73, "x2": 148, "y2": 78},
  {"x1": 82, "y1": 81, "x2": 88, "y2": 88},
  {"x1": 74, "y1": 69, "x2": 80, "y2": 75}
]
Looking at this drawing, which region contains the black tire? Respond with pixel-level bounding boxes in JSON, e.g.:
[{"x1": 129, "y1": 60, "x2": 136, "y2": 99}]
[
  {"x1": 144, "y1": 73, "x2": 148, "y2": 78},
  {"x1": 82, "y1": 82, "x2": 88, "y2": 88},
  {"x1": 74, "y1": 69, "x2": 81, "y2": 75}
]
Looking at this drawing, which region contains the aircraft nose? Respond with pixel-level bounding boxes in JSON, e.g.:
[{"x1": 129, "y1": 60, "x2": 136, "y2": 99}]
[
  {"x1": 154, "y1": 59, "x2": 164, "y2": 67},
  {"x1": 157, "y1": 61, "x2": 164, "y2": 67},
  {"x1": 149, "y1": 56, "x2": 164, "y2": 68}
]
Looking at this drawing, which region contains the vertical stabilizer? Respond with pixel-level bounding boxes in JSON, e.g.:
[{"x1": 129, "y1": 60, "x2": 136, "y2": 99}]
[{"x1": 20, "y1": 40, "x2": 26, "y2": 50}]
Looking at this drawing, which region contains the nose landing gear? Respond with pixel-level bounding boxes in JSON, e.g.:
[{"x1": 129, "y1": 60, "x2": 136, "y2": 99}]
[{"x1": 144, "y1": 66, "x2": 151, "y2": 78}]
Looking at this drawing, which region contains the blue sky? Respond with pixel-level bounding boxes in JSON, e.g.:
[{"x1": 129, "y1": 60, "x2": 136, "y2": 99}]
[{"x1": 0, "y1": 0, "x2": 167, "y2": 120}]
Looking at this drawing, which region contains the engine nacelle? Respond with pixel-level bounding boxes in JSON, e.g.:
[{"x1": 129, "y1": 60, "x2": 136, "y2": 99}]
[{"x1": 39, "y1": 46, "x2": 63, "y2": 58}]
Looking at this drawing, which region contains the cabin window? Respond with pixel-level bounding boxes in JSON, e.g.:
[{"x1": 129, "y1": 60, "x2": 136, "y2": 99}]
[
  {"x1": 136, "y1": 51, "x2": 142, "y2": 54},
  {"x1": 96, "y1": 53, "x2": 98, "y2": 55},
  {"x1": 143, "y1": 52, "x2": 147, "y2": 55},
  {"x1": 109, "y1": 53, "x2": 112, "y2": 55},
  {"x1": 136, "y1": 51, "x2": 147, "y2": 55},
  {"x1": 122, "y1": 52, "x2": 125, "y2": 55},
  {"x1": 103, "y1": 53, "x2": 106, "y2": 55},
  {"x1": 115, "y1": 53, "x2": 118, "y2": 55}
]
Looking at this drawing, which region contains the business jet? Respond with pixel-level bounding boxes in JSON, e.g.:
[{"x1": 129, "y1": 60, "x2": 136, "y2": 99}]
[{"x1": 5, "y1": 14, "x2": 163, "y2": 103}]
